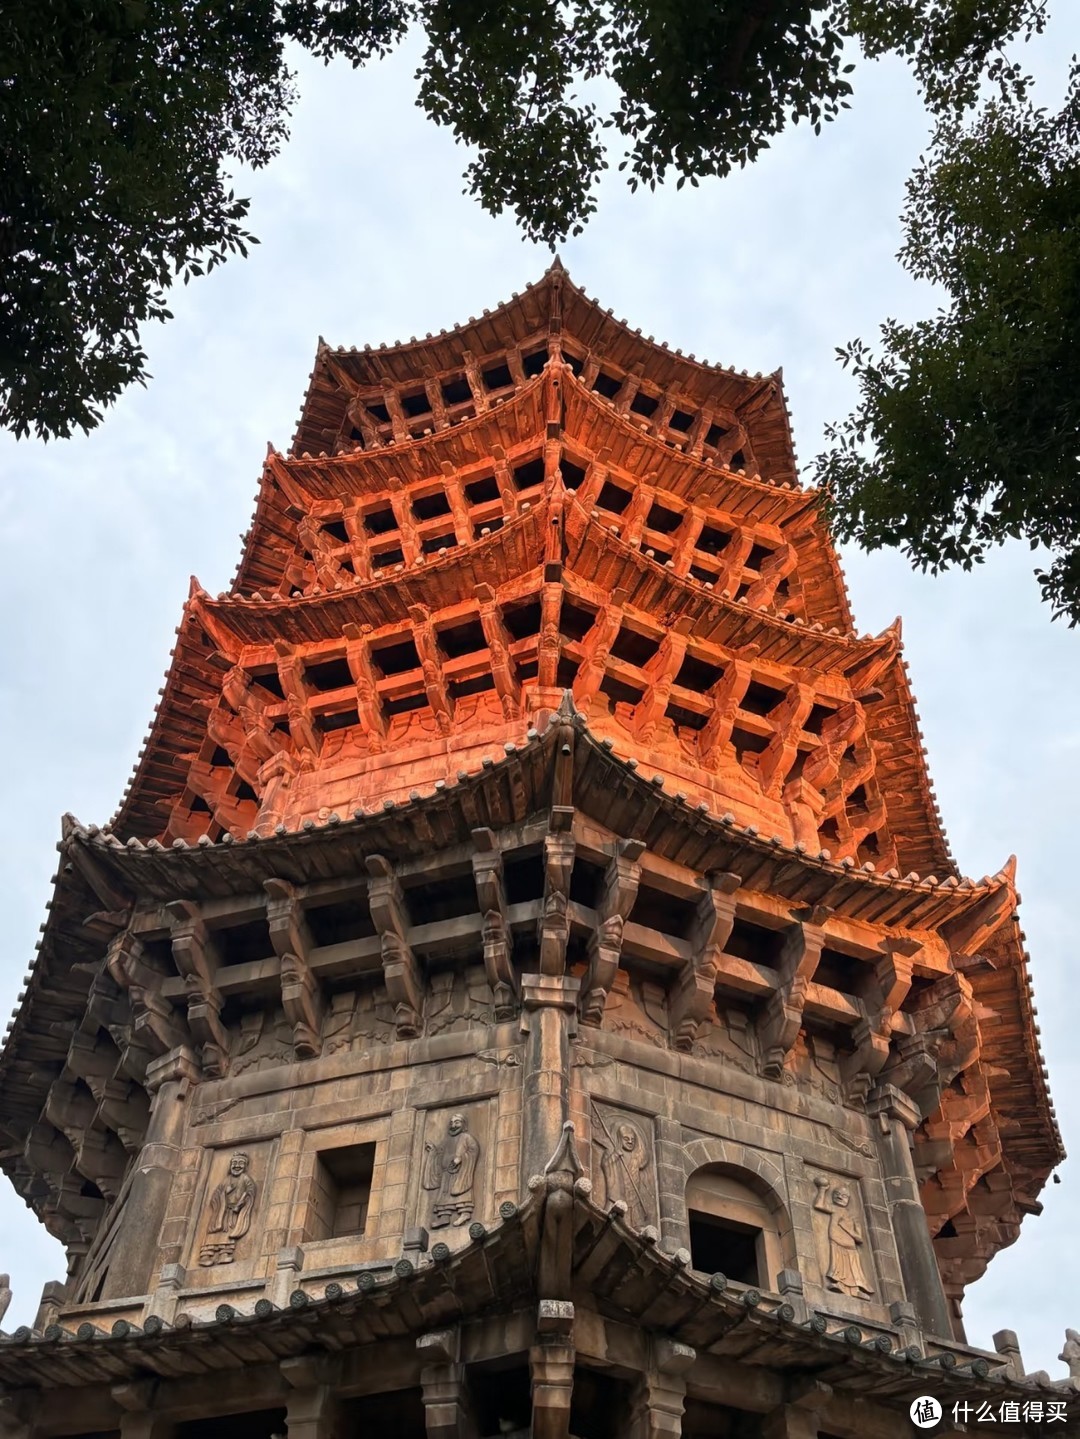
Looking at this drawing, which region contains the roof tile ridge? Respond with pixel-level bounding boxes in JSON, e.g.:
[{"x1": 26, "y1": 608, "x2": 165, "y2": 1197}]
[
  {"x1": 231, "y1": 444, "x2": 282, "y2": 594},
  {"x1": 288, "y1": 338, "x2": 327, "y2": 457},
  {"x1": 109, "y1": 595, "x2": 216, "y2": 837},
  {"x1": 570, "y1": 495, "x2": 877, "y2": 653},
  {"x1": 572, "y1": 722, "x2": 991, "y2": 898},
  {"x1": 884, "y1": 639, "x2": 958, "y2": 876},
  {"x1": 206, "y1": 496, "x2": 549, "y2": 618},
  {"x1": 561, "y1": 272, "x2": 773, "y2": 386},
  {"x1": 561, "y1": 367, "x2": 813, "y2": 502},
  {"x1": 289, "y1": 366, "x2": 547, "y2": 467},
  {"x1": 319, "y1": 267, "x2": 555, "y2": 364}
]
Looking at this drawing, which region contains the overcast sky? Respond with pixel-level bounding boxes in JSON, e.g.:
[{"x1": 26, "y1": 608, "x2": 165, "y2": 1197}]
[{"x1": 2, "y1": 14, "x2": 1078, "y2": 1376}]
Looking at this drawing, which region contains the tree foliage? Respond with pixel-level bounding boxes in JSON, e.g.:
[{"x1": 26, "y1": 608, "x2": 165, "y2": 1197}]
[
  {"x1": 0, "y1": 0, "x2": 1057, "y2": 447},
  {"x1": 817, "y1": 57, "x2": 1080, "y2": 621}
]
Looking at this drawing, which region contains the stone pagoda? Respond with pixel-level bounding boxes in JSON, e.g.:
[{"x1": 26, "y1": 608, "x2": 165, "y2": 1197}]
[{"x1": 0, "y1": 265, "x2": 1071, "y2": 1439}]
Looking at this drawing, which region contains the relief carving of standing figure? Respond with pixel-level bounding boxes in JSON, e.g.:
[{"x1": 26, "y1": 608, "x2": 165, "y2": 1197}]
[
  {"x1": 597, "y1": 1118, "x2": 651, "y2": 1229},
  {"x1": 199, "y1": 1152, "x2": 257, "y2": 1266},
  {"x1": 422, "y1": 1114, "x2": 480, "y2": 1228},
  {"x1": 813, "y1": 1176, "x2": 873, "y2": 1298}
]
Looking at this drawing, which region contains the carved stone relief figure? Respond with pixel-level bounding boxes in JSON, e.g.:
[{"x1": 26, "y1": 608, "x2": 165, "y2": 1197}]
[
  {"x1": 425, "y1": 966, "x2": 493, "y2": 1036},
  {"x1": 812, "y1": 1175, "x2": 873, "y2": 1298},
  {"x1": 601, "y1": 968, "x2": 666, "y2": 1048},
  {"x1": 231, "y1": 1009, "x2": 293, "y2": 1076},
  {"x1": 1060, "y1": 1329, "x2": 1080, "y2": 1383},
  {"x1": 422, "y1": 1113, "x2": 480, "y2": 1228},
  {"x1": 784, "y1": 1033, "x2": 844, "y2": 1105},
  {"x1": 199, "y1": 1152, "x2": 257, "y2": 1266},
  {"x1": 693, "y1": 1004, "x2": 757, "y2": 1075},
  {"x1": 594, "y1": 1112, "x2": 653, "y2": 1229}
]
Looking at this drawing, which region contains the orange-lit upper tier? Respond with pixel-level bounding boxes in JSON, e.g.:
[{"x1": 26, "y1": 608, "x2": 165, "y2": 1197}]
[{"x1": 112, "y1": 274, "x2": 952, "y2": 881}]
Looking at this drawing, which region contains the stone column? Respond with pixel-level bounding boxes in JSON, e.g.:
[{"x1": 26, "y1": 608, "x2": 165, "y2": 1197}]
[
  {"x1": 418, "y1": 1329, "x2": 477, "y2": 1439},
  {"x1": 655, "y1": 1117, "x2": 689, "y2": 1255},
  {"x1": 113, "y1": 1381, "x2": 176, "y2": 1439},
  {"x1": 761, "y1": 1405, "x2": 821, "y2": 1439},
  {"x1": 102, "y1": 1046, "x2": 200, "y2": 1302},
  {"x1": 530, "y1": 1299, "x2": 575, "y2": 1439},
  {"x1": 520, "y1": 975, "x2": 579, "y2": 1183},
  {"x1": 282, "y1": 1356, "x2": 341, "y2": 1439},
  {"x1": 867, "y1": 1084, "x2": 953, "y2": 1339},
  {"x1": 628, "y1": 1339, "x2": 695, "y2": 1439}
]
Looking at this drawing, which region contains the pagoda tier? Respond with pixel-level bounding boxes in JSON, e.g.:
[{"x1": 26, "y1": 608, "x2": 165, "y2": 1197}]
[
  {"x1": 114, "y1": 351, "x2": 949, "y2": 883},
  {"x1": 0, "y1": 271, "x2": 1063, "y2": 1408},
  {"x1": 2, "y1": 707, "x2": 1058, "y2": 1310}
]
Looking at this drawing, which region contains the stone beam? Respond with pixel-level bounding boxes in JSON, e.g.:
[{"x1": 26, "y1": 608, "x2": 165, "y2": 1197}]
[
  {"x1": 366, "y1": 855, "x2": 423, "y2": 1037},
  {"x1": 668, "y1": 873, "x2": 740, "y2": 1051},
  {"x1": 538, "y1": 830, "x2": 575, "y2": 977},
  {"x1": 167, "y1": 901, "x2": 229, "y2": 1079},
  {"x1": 755, "y1": 922, "x2": 824, "y2": 1080},
  {"x1": 530, "y1": 1299, "x2": 575, "y2": 1439},
  {"x1": 417, "y1": 1329, "x2": 477, "y2": 1439},
  {"x1": 265, "y1": 878, "x2": 324, "y2": 1058},
  {"x1": 580, "y1": 839, "x2": 644, "y2": 1027}
]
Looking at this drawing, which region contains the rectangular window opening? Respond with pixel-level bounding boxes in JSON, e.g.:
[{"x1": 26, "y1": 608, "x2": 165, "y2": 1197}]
[
  {"x1": 666, "y1": 702, "x2": 707, "y2": 732},
  {"x1": 560, "y1": 458, "x2": 587, "y2": 489},
  {"x1": 502, "y1": 599, "x2": 541, "y2": 640},
  {"x1": 441, "y1": 375, "x2": 471, "y2": 406},
  {"x1": 513, "y1": 456, "x2": 545, "y2": 490},
  {"x1": 688, "y1": 1210, "x2": 763, "y2": 1286},
  {"x1": 610, "y1": 627, "x2": 660, "y2": 668},
  {"x1": 315, "y1": 707, "x2": 360, "y2": 734},
  {"x1": 250, "y1": 667, "x2": 285, "y2": 701},
  {"x1": 371, "y1": 637, "x2": 421, "y2": 676},
  {"x1": 216, "y1": 918, "x2": 274, "y2": 968},
  {"x1": 674, "y1": 655, "x2": 724, "y2": 693},
  {"x1": 482, "y1": 361, "x2": 513, "y2": 391},
  {"x1": 646, "y1": 501, "x2": 682, "y2": 534},
  {"x1": 465, "y1": 474, "x2": 500, "y2": 505},
  {"x1": 305, "y1": 899, "x2": 376, "y2": 946},
  {"x1": 696, "y1": 524, "x2": 732, "y2": 556},
  {"x1": 400, "y1": 390, "x2": 431, "y2": 418},
  {"x1": 371, "y1": 546, "x2": 404, "y2": 570},
  {"x1": 438, "y1": 617, "x2": 487, "y2": 658},
  {"x1": 312, "y1": 1142, "x2": 376, "y2": 1240},
  {"x1": 449, "y1": 673, "x2": 496, "y2": 699},
  {"x1": 559, "y1": 599, "x2": 598, "y2": 643},
  {"x1": 364, "y1": 507, "x2": 398, "y2": 536},
  {"x1": 596, "y1": 481, "x2": 632, "y2": 515},
  {"x1": 305, "y1": 657, "x2": 353, "y2": 693},
  {"x1": 384, "y1": 692, "x2": 428, "y2": 718},
  {"x1": 593, "y1": 370, "x2": 621, "y2": 399},
  {"x1": 628, "y1": 885, "x2": 698, "y2": 941},
  {"x1": 412, "y1": 490, "x2": 451, "y2": 521},
  {"x1": 740, "y1": 680, "x2": 786, "y2": 716},
  {"x1": 630, "y1": 390, "x2": 659, "y2": 418}
]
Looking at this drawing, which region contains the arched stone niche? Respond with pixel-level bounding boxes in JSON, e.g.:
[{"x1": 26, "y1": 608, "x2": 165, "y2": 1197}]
[{"x1": 676, "y1": 1138, "x2": 796, "y2": 1291}]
